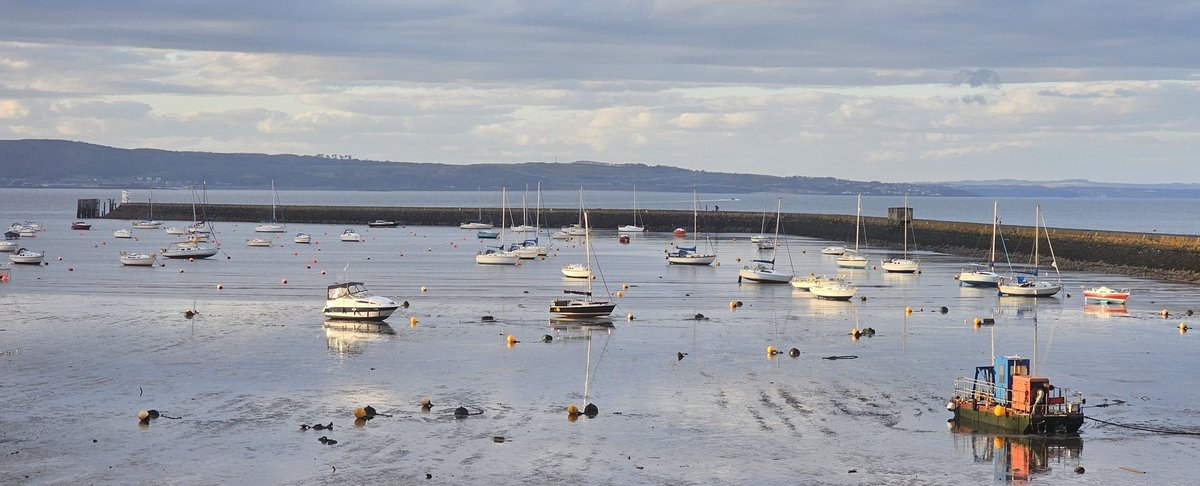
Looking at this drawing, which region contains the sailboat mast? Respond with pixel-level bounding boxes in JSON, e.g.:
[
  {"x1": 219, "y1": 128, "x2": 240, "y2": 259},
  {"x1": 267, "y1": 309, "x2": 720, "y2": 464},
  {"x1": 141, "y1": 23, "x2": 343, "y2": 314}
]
[
  {"x1": 692, "y1": 189, "x2": 699, "y2": 246},
  {"x1": 902, "y1": 193, "x2": 909, "y2": 258},
  {"x1": 270, "y1": 180, "x2": 277, "y2": 222},
  {"x1": 1033, "y1": 204, "x2": 1040, "y2": 269},
  {"x1": 772, "y1": 196, "x2": 781, "y2": 258},
  {"x1": 989, "y1": 201, "x2": 998, "y2": 264},
  {"x1": 854, "y1": 193, "x2": 861, "y2": 252},
  {"x1": 535, "y1": 181, "x2": 542, "y2": 230},
  {"x1": 500, "y1": 188, "x2": 507, "y2": 241},
  {"x1": 583, "y1": 330, "x2": 593, "y2": 403}
]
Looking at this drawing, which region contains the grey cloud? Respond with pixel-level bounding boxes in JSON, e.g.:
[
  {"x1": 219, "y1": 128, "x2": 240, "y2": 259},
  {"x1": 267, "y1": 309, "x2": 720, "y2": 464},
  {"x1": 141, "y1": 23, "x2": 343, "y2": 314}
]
[{"x1": 951, "y1": 69, "x2": 1001, "y2": 88}]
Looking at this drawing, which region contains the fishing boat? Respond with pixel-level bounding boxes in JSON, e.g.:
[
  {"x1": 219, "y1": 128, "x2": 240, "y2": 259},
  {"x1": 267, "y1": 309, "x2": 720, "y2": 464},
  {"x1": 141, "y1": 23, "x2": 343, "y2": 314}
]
[
  {"x1": 836, "y1": 194, "x2": 870, "y2": 269},
  {"x1": 113, "y1": 228, "x2": 132, "y2": 239},
  {"x1": 8, "y1": 248, "x2": 44, "y2": 264},
  {"x1": 246, "y1": 237, "x2": 272, "y2": 247},
  {"x1": 880, "y1": 194, "x2": 919, "y2": 273},
  {"x1": 997, "y1": 205, "x2": 1062, "y2": 297},
  {"x1": 949, "y1": 355, "x2": 1084, "y2": 435},
  {"x1": 957, "y1": 201, "x2": 1003, "y2": 287},
  {"x1": 132, "y1": 187, "x2": 162, "y2": 229},
  {"x1": 476, "y1": 188, "x2": 519, "y2": 265},
  {"x1": 1081, "y1": 286, "x2": 1130, "y2": 304},
  {"x1": 119, "y1": 251, "x2": 157, "y2": 266},
  {"x1": 339, "y1": 229, "x2": 364, "y2": 242},
  {"x1": 739, "y1": 197, "x2": 791, "y2": 283},
  {"x1": 617, "y1": 186, "x2": 646, "y2": 232},
  {"x1": 323, "y1": 282, "x2": 400, "y2": 321},
  {"x1": 293, "y1": 233, "x2": 312, "y2": 244},
  {"x1": 809, "y1": 277, "x2": 857, "y2": 300},
  {"x1": 666, "y1": 190, "x2": 717, "y2": 265},
  {"x1": 551, "y1": 212, "x2": 616, "y2": 318},
  {"x1": 255, "y1": 181, "x2": 287, "y2": 233},
  {"x1": 71, "y1": 221, "x2": 92, "y2": 230},
  {"x1": 367, "y1": 220, "x2": 399, "y2": 228}
]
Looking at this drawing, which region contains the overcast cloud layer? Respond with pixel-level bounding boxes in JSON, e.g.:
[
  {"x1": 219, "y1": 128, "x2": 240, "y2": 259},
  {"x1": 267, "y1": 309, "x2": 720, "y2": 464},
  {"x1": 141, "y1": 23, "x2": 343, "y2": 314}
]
[{"x1": 1, "y1": 1, "x2": 1198, "y2": 183}]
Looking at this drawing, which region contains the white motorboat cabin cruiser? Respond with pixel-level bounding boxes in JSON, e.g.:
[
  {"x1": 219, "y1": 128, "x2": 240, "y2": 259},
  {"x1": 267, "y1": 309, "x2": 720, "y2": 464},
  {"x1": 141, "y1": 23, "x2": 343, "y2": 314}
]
[{"x1": 323, "y1": 282, "x2": 400, "y2": 321}]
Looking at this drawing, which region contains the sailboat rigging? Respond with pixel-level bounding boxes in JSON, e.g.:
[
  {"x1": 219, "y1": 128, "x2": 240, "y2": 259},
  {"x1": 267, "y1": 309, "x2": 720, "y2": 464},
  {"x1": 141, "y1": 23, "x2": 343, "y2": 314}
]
[
  {"x1": 255, "y1": 180, "x2": 287, "y2": 233},
  {"x1": 997, "y1": 204, "x2": 1062, "y2": 297},
  {"x1": 738, "y1": 196, "x2": 791, "y2": 283},
  {"x1": 551, "y1": 212, "x2": 616, "y2": 317},
  {"x1": 666, "y1": 189, "x2": 717, "y2": 265},
  {"x1": 880, "y1": 193, "x2": 919, "y2": 273},
  {"x1": 835, "y1": 193, "x2": 869, "y2": 269},
  {"x1": 617, "y1": 186, "x2": 646, "y2": 232},
  {"x1": 957, "y1": 201, "x2": 1003, "y2": 287}
]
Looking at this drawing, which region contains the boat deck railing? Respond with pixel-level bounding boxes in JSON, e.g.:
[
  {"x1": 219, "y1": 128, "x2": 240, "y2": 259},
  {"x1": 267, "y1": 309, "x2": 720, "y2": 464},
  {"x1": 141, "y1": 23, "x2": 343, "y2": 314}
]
[{"x1": 954, "y1": 377, "x2": 1084, "y2": 415}]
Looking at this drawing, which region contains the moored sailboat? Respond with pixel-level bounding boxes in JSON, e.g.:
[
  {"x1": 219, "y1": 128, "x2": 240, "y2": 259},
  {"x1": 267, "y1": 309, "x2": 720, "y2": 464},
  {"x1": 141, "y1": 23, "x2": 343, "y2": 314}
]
[
  {"x1": 551, "y1": 212, "x2": 616, "y2": 318},
  {"x1": 836, "y1": 194, "x2": 869, "y2": 269},
  {"x1": 666, "y1": 190, "x2": 716, "y2": 265}
]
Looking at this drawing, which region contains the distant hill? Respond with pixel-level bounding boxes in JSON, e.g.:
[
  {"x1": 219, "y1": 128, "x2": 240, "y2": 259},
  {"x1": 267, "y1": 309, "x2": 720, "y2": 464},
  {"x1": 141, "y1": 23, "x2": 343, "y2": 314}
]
[
  {"x1": 0, "y1": 139, "x2": 966, "y2": 195},
  {"x1": 937, "y1": 179, "x2": 1200, "y2": 198}
]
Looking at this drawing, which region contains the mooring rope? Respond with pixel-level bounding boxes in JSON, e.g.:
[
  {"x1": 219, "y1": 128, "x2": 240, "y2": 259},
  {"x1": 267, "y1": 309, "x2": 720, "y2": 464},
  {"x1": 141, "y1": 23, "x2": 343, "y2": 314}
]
[{"x1": 1085, "y1": 416, "x2": 1200, "y2": 435}]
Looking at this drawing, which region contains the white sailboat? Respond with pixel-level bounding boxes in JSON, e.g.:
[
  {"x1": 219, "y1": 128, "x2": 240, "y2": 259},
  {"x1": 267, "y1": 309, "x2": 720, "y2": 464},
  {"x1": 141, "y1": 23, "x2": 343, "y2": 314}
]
[
  {"x1": 881, "y1": 193, "x2": 919, "y2": 273},
  {"x1": 836, "y1": 194, "x2": 870, "y2": 269},
  {"x1": 617, "y1": 186, "x2": 646, "y2": 232},
  {"x1": 957, "y1": 201, "x2": 1003, "y2": 287},
  {"x1": 132, "y1": 187, "x2": 162, "y2": 229},
  {"x1": 460, "y1": 187, "x2": 495, "y2": 229},
  {"x1": 520, "y1": 181, "x2": 551, "y2": 256},
  {"x1": 810, "y1": 276, "x2": 858, "y2": 300},
  {"x1": 997, "y1": 204, "x2": 1063, "y2": 297},
  {"x1": 255, "y1": 180, "x2": 287, "y2": 233},
  {"x1": 511, "y1": 187, "x2": 537, "y2": 233},
  {"x1": 476, "y1": 188, "x2": 520, "y2": 265},
  {"x1": 666, "y1": 190, "x2": 716, "y2": 265},
  {"x1": 119, "y1": 250, "x2": 157, "y2": 266},
  {"x1": 739, "y1": 196, "x2": 791, "y2": 283},
  {"x1": 551, "y1": 212, "x2": 616, "y2": 317}
]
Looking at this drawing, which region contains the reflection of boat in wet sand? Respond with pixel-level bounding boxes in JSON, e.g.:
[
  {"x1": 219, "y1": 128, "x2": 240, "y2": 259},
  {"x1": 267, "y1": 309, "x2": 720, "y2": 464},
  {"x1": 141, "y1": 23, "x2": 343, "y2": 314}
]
[
  {"x1": 1082, "y1": 303, "x2": 1129, "y2": 318},
  {"x1": 324, "y1": 320, "x2": 395, "y2": 354},
  {"x1": 323, "y1": 282, "x2": 400, "y2": 321},
  {"x1": 951, "y1": 428, "x2": 1083, "y2": 483},
  {"x1": 949, "y1": 355, "x2": 1084, "y2": 435},
  {"x1": 550, "y1": 317, "x2": 613, "y2": 420}
]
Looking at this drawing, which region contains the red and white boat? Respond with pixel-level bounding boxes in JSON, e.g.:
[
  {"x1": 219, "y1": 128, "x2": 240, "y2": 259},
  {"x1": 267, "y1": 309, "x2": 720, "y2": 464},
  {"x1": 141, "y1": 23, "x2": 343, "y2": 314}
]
[{"x1": 1082, "y1": 286, "x2": 1130, "y2": 304}]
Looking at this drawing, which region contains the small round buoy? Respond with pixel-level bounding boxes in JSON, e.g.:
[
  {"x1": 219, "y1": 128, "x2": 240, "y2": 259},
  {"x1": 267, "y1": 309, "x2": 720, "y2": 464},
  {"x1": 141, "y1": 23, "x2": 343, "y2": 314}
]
[
  {"x1": 313, "y1": 259, "x2": 318, "y2": 264},
  {"x1": 320, "y1": 270, "x2": 326, "y2": 275},
  {"x1": 766, "y1": 345, "x2": 777, "y2": 356},
  {"x1": 714, "y1": 261, "x2": 720, "y2": 266},
  {"x1": 946, "y1": 401, "x2": 956, "y2": 412},
  {"x1": 939, "y1": 306, "x2": 948, "y2": 314},
  {"x1": 306, "y1": 265, "x2": 311, "y2": 269},
  {"x1": 138, "y1": 410, "x2": 151, "y2": 421},
  {"x1": 420, "y1": 397, "x2": 432, "y2": 409},
  {"x1": 58, "y1": 256, "x2": 63, "y2": 261},
  {"x1": 188, "y1": 257, "x2": 194, "y2": 263},
  {"x1": 178, "y1": 269, "x2": 184, "y2": 273},
  {"x1": 354, "y1": 407, "x2": 368, "y2": 419},
  {"x1": 993, "y1": 405, "x2": 1006, "y2": 417},
  {"x1": 566, "y1": 404, "x2": 581, "y2": 417},
  {"x1": 454, "y1": 406, "x2": 468, "y2": 418},
  {"x1": 583, "y1": 403, "x2": 598, "y2": 417},
  {"x1": 541, "y1": 334, "x2": 552, "y2": 343},
  {"x1": 729, "y1": 301, "x2": 737, "y2": 310},
  {"x1": 616, "y1": 291, "x2": 623, "y2": 298},
  {"x1": 67, "y1": 267, "x2": 73, "y2": 271},
  {"x1": 851, "y1": 328, "x2": 861, "y2": 338},
  {"x1": 694, "y1": 313, "x2": 705, "y2": 320},
  {"x1": 622, "y1": 283, "x2": 629, "y2": 289},
  {"x1": 1179, "y1": 322, "x2": 1189, "y2": 332},
  {"x1": 735, "y1": 257, "x2": 741, "y2": 262},
  {"x1": 0, "y1": 275, "x2": 8, "y2": 282},
  {"x1": 506, "y1": 335, "x2": 516, "y2": 346},
  {"x1": 1162, "y1": 309, "x2": 1170, "y2": 318},
  {"x1": 216, "y1": 284, "x2": 223, "y2": 290},
  {"x1": 1188, "y1": 310, "x2": 1195, "y2": 316},
  {"x1": 1074, "y1": 466, "x2": 1085, "y2": 474},
  {"x1": 420, "y1": 286, "x2": 427, "y2": 292},
  {"x1": 281, "y1": 278, "x2": 287, "y2": 285},
  {"x1": 973, "y1": 317, "x2": 982, "y2": 326},
  {"x1": 410, "y1": 316, "x2": 417, "y2": 326},
  {"x1": 905, "y1": 306, "x2": 913, "y2": 315},
  {"x1": 788, "y1": 348, "x2": 800, "y2": 358},
  {"x1": 626, "y1": 313, "x2": 634, "y2": 321},
  {"x1": 293, "y1": 251, "x2": 298, "y2": 256}
]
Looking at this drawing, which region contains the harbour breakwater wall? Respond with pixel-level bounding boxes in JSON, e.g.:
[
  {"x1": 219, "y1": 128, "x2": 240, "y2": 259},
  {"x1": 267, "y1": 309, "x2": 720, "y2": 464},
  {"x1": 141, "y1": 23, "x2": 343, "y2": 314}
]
[{"x1": 106, "y1": 203, "x2": 1200, "y2": 282}]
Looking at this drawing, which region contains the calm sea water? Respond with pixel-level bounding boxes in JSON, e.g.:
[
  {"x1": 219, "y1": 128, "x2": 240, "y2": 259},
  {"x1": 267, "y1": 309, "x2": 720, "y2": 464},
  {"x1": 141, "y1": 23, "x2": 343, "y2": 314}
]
[
  {"x1": 1, "y1": 189, "x2": 1198, "y2": 484},
  {"x1": 4, "y1": 187, "x2": 1198, "y2": 234}
]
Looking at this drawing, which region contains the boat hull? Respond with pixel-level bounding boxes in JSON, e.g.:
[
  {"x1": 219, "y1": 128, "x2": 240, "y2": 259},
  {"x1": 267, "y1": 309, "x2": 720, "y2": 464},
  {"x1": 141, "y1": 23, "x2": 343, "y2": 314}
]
[
  {"x1": 617, "y1": 225, "x2": 644, "y2": 232},
  {"x1": 9, "y1": 254, "x2": 44, "y2": 264},
  {"x1": 958, "y1": 271, "x2": 1001, "y2": 287},
  {"x1": 255, "y1": 224, "x2": 287, "y2": 233},
  {"x1": 367, "y1": 221, "x2": 399, "y2": 228},
  {"x1": 561, "y1": 264, "x2": 592, "y2": 279},
  {"x1": 160, "y1": 247, "x2": 219, "y2": 259},
  {"x1": 477, "y1": 231, "x2": 500, "y2": 239},
  {"x1": 323, "y1": 306, "x2": 398, "y2": 321},
  {"x1": 119, "y1": 253, "x2": 157, "y2": 266},
  {"x1": 881, "y1": 258, "x2": 919, "y2": 273},
  {"x1": 550, "y1": 301, "x2": 616, "y2": 318},
  {"x1": 738, "y1": 267, "x2": 791, "y2": 283},
  {"x1": 820, "y1": 246, "x2": 846, "y2": 255},
  {"x1": 71, "y1": 222, "x2": 92, "y2": 230},
  {"x1": 475, "y1": 252, "x2": 519, "y2": 265},
  {"x1": 667, "y1": 254, "x2": 716, "y2": 265},
  {"x1": 835, "y1": 256, "x2": 869, "y2": 269},
  {"x1": 952, "y1": 401, "x2": 1083, "y2": 435},
  {"x1": 1082, "y1": 288, "x2": 1129, "y2": 304},
  {"x1": 460, "y1": 222, "x2": 494, "y2": 230},
  {"x1": 998, "y1": 281, "x2": 1062, "y2": 297}
]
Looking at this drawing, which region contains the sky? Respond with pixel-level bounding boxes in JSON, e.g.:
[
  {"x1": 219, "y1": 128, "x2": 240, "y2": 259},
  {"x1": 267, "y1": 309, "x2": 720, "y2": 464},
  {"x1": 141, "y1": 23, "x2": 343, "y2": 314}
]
[{"x1": 1, "y1": 1, "x2": 1198, "y2": 183}]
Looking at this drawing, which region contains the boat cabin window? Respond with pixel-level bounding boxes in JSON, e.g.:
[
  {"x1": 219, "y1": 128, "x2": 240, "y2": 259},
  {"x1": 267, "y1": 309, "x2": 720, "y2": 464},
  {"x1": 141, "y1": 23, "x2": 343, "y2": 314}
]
[{"x1": 328, "y1": 286, "x2": 349, "y2": 299}]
